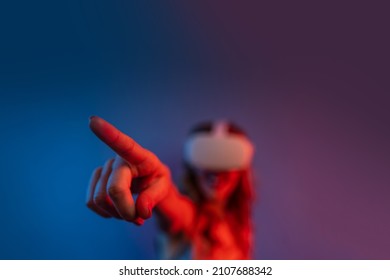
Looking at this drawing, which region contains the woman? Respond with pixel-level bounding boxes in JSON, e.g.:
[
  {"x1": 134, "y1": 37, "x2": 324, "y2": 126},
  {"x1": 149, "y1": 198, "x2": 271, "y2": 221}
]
[{"x1": 86, "y1": 116, "x2": 255, "y2": 259}]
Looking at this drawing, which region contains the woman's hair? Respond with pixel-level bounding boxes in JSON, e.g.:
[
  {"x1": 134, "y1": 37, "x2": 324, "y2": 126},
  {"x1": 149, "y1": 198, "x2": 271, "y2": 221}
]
[{"x1": 181, "y1": 121, "x2": 255, "y2": 258}]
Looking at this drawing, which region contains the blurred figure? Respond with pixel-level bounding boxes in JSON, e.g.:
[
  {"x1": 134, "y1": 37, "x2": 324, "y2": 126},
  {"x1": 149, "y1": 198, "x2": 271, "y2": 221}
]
[{"x1": 87, "y1": 116, "x2": 255, "y2": 259}]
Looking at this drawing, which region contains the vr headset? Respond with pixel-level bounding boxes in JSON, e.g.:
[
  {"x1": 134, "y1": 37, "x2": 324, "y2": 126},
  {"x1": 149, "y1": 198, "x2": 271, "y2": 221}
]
[{"x1": 183, "y1": 121, "x2": 254, "y2": 171}]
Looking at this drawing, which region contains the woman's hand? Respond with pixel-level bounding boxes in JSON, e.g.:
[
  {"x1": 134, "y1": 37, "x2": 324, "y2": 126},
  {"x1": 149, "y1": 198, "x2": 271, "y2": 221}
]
[{"x1": 86, "y1": 116, "x2": 172, "y2": 225}]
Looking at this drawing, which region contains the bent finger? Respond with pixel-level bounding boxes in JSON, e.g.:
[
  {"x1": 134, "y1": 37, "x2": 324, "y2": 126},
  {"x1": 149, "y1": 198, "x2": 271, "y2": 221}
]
[
  {"x1": 86, "y1": 167, "x2": 111, "y2": 218},
  {"x1": 93, "y1": 159, "x2": 122, "y2": 219},
  {"x1": 107, "y1": 156, "x2": 136, "y2": 221}
]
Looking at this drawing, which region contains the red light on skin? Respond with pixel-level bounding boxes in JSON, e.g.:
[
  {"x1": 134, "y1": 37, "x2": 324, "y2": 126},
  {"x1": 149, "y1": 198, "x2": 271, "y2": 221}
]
[{"x1": 192, "y1": 203, "x2": 250, "y2": 259}]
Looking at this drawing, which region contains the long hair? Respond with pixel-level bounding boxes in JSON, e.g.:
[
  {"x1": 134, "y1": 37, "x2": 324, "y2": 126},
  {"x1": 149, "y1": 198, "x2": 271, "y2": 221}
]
[{"x1": 181, "y1": 121, "x2": 255, "y2": 258}]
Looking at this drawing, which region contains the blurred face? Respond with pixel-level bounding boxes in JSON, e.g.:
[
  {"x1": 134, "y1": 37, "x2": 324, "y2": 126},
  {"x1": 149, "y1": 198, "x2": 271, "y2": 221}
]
[{"x1": 194, "y1": 169, "x2": 241, "y2": 202}]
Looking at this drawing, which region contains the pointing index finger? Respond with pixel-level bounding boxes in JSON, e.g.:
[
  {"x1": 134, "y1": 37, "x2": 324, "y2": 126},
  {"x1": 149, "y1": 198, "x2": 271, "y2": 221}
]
[{"x1": 89, "y1": 116, "x2": 161, "y2": 176}]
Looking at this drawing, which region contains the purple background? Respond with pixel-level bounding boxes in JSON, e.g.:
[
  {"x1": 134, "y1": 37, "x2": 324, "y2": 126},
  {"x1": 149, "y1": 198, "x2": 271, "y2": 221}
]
[{"x1": 0, "y1": 1, "x2": 389, "y2": 259}]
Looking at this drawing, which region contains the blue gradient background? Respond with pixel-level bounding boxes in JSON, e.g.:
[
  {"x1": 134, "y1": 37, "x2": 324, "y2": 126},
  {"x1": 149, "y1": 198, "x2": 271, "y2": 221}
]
[{"x1": 0, "y1": 1, "x2": 389, "y2": 259}]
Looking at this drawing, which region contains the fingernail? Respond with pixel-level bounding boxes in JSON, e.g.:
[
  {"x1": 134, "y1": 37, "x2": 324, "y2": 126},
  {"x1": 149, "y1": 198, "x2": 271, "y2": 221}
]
[
  {"x1": 142, "y1": 203, "x2": 152, "y2": 219},
  {"x1": 89, "y1": 115, "x2": 96, "y2": 121},
  {"x1": 133, "y1": 217, "x2": 144, "y2": 226}
]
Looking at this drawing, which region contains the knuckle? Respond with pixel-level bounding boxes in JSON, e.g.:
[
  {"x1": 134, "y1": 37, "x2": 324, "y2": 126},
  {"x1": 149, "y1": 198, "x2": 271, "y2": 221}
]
[
  {"x1": 103, "y1": 158, "x2": 114, "y2": 170},
  {"x1": 93, "y1": 167, "x2": 102, "y2": 175},
  {"x1": 93, "y1": 195, "x2": 108, "y2": 208},
  {"x1": 108, "y1": 185, "x2": 125, "y2": 200},
  {"x1": 160, "y1": 164, "x2": 171, "y2": 177},
  {"x1": 86, "y1": 200, "x2": 95, "y2": 210}
]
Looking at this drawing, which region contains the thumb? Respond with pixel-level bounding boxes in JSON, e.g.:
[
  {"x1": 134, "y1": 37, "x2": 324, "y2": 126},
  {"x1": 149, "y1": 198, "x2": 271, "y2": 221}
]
[{"x1": 135, "y1": 176, "x2": 171, "y2": 219}]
